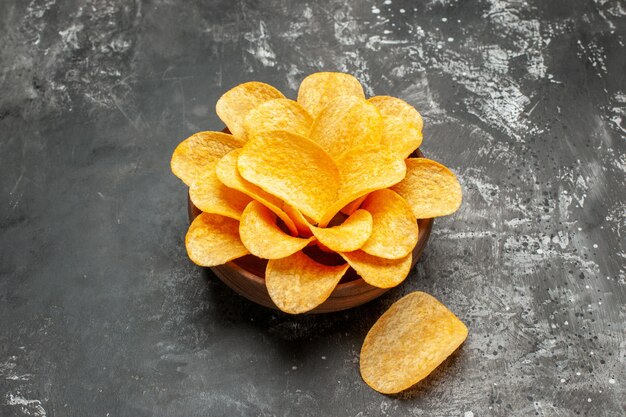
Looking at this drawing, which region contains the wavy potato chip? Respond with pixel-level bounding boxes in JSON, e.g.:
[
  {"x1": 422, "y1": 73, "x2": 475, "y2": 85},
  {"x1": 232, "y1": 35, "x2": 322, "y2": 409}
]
[
  {"x1": 391, "y1": 158, "x2": 462, "y2": 219},
  {"x1": 189, "y1": 168, "x2": 252, "y2": 220},
  {"x1": 320, "y1": 146, "x2": 406, "y2": 227},
  {"x1": 309, "y1": 209, "x2": 373, "y2": 252},
  {"x1": 238, "y1": 131, "x2": 340, "y2": 224},
  {"x1": 266, "y1": 251, "x2": 349, "y2": 314},
  {"x1": 297, "y1": 72, "x2": 365, "y2": 119},
  {"x1": 360, "y1": 292, "x2": 468, "y2": 394},
  {"x1": 216, "y1": 150, "x2": 298, "y2": 235},
  {"x1": 171, "y1": 131, "x2": 244, "y2": 186},
  {"x1": 308, "y1": 96, "x2": 383, "y2": 157},
  {"x1": 239, "y1": 201, "x2": 313, "y2": 259},
  {"x1": 340, "y1": 195, "x2": 367, "y2": 216},
  {"x1": 369, "y1": 96, "x2": 424, "y2": 159},
  {"x1": 185, "y1": 213, "x2": 249, "y2": 266},
  {"x1": 341, "y1": 250, "x2": 412, "y2": 288},
  {"x1": 244, "y1": 98, "x2": 313, "y2": 139},
  {"x1": 360, "y1": 189, "x2": 419, "y2": 259},
  {"x1": 216, "y1": 81, "x2": 285, "y2": 141}
]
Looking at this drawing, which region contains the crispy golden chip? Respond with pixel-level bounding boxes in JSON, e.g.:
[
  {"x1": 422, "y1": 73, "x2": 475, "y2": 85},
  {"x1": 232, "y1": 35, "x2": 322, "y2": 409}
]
[
  {"x1": 244, "y1": 98, "x2": 313, "y2": 139},
  {"x1": 340, "y1": 195, "x2": 367, "y2": 216},
  {"x1": 360, "y1": 189, "x2": 419, "y2": 259},
  {"x1": 340, "y1": 250, "x2": 412, "y2": 288},
  {"x1": 297, "y1": 72, "x2": 365, "y2": 119},
  {"x1": 238, "y1": 131, "x2": 340, "y2": 224},
  {"x1": 266, "y1": 251, "x2": 349, "y2": 314},
  {"x1": 308, "y1": 96, "x2": 383, "y2": 157},
  {"x1": 369, "y1": 96, "x2": 424, "y2": 160},
  {"x1": 391, "y1": 158, "x2": 462, "y2": 219},
  {"x1": 171, "y1": 131, "x2": 244, "y2": 186},
  {"x1": 319, "y1": 146, "x2": 406, "y2": 227},
  {"x1": 215, "y1": 150, "x2": 299, "y2": 236},
  {"x1": 189, "y1": 168, "x2": 252, "y2": 220},
  {"x1": 216, "y1": 81, "x2": 285, "y2": 141},
  {"x1": 309, "y1": 209, "x2": 373, "y2": 252},
  {"x1": 185, "y1": 213, "x2": 249, "y2": 266},
  {"x1": 369, "y1": 96, "x2": 424, "y2": 132},
  {"x1": 283, "y1": 203, "x2": 313, "y2": 238},
  {"x1": 360, "y1": 291, "x2": 468, "y2": 394},
  {"x1": 315, "y1": 241, "x2": 335, "y2": 253},
  {"x1": 239, "y1": 201, "x2": 313, "y2": 259}
]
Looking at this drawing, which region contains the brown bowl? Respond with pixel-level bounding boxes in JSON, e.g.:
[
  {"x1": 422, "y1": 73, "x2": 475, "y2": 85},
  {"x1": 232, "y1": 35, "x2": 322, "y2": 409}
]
[{"x1": 188, "y1": 150, "x2": 433, "y2": 313}]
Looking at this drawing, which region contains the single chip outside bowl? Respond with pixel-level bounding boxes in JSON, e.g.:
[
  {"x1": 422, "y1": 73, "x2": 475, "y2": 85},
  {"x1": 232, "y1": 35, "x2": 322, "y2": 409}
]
[{"x1": 187, "y1": 149, "x2": 433, "y2": 313}]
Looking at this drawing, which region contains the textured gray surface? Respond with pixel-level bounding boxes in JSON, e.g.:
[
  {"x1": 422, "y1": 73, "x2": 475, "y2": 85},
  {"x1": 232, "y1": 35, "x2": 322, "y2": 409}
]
[{"x1": 1, "y1": 0, "x2": 625, "y2": 416}]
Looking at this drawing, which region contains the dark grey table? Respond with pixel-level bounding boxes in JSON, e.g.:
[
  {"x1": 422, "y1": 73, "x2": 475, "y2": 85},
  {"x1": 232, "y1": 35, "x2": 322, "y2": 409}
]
[{"x1": 1, "y1": 1, "x2": 624, "y2": 416}]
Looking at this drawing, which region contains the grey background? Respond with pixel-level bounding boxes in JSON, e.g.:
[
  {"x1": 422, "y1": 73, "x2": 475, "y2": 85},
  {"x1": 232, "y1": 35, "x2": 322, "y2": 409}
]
[{"x1": 1, "y1": 0, "x2": 625, "y2": 416}]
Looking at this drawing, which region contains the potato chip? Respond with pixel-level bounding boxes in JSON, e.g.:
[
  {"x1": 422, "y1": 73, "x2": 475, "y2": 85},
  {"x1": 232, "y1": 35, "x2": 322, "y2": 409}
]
[
  {"x1": 369, "y1": 96, "x2": 424, "y2": 159},
  {"x1": 283, "y1": 203, "x2": 313, "y2": 238},
  {"x1": 340, "y1": 250, "x2": 412, "y2": 288},
  {"x1": 237, "y1": 131, "x2": 340, "y2": 224},
  {"x1": 216, "y1": 81, "x2": 285, "y2": 141},
  {"x1": 297, "y1": 72, "x2": 365, "y2": 119},
  {"x1": 189, "y1": 168, "x2": 252, "y2": 220},
  {"x1": 309, "y1": 209, "x2": 373, "y2": 252},
  {"x1": 319, "y1": 146, "x2": 406, "y2": 227},
  {"x1": 216, "y1": 150, "x2": 298, "y2": 235},
  {"x1": 391, "y1": 158, "x2": 462, "y2": 219},
  {"x1": 171, "y1": 131, "x2": 244, "y2": 186},
  {"x1": 340, "y1": 195, "x2": 367, "y2": 216},
  {"x1": 308, "y1": 96, "x2": 383, "y2": 157},
  {"x1": 244, "y1": 98, "x2": 313, "y2": 139},
  {"x1": 266, "y1": 251, "x2": 350, "y2": 314},
  {"x1": 360, "y1": 291, "x2": 468, "y2": 394},
  {"x1": 185, "y1": 213, "x2": 249, "y2": 266},
  {"x1": 315, "y1": 241, "x2": 335, "y2": 253},
  {"x1": 239, "y1": 201, "x2": 313, "y2": 259},
  {"x1": 360, "y1": 189, "x2": 419, "y2": 259}
]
